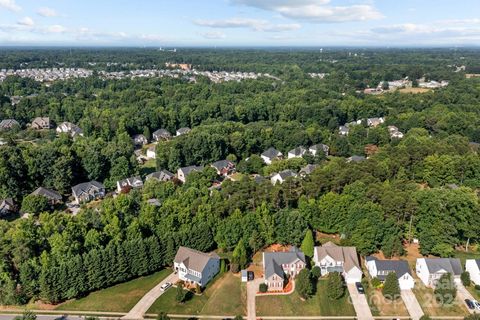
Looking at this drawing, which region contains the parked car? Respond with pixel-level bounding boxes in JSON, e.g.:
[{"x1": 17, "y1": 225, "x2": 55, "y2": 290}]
[
  {"x1": 474, "y1": 300, "x2": 480, "y2": 310},
  {"x1": 160, "y1": 282, "x2": 172, "y2": 291},
  {"x1": 465, "y1": 299, "x2": 475, "y2": 310},
  {"x1": 248, "y1": 271, "x2": 254, "y2": 281},
  {"x1": 355, "y1": 282, "x2": 365, "y2": 294}
]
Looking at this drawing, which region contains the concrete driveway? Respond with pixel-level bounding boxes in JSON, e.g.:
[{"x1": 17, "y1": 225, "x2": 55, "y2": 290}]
[
  {"x1": 347, "y1": 283, "x2": 373, "y2": 320},
  {"x1": 123, "y1": 272, "x2": 178, "y2": 320},
  {"x1": 401, "y1": 289, "x2": 424, "y2": 320},
  {"x1": 457, "y1": 283, "x2": 477, "y2": 314},
  {"x1": 247, "y1": 278, "x2": 262, "y2": 320}
]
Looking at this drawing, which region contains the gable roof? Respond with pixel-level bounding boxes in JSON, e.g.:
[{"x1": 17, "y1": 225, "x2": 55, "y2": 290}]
[
  {"x1": 264, "y1": 248, "x2": 306, "y2": 279},
  {"x1": 367, "y1": 256, "x2": 411, "y2": 280},
  {"x1": 31, "y1": 117, "x2": 50, "y2": 127},
  {"x1": 177, "y1": 127, "x2": 191, "y2": 134},
  {"x1": 288, "y1": 146, "x2": 307, "y2": 156},
  {"x1": 261, "y1": 147, "x2": 282, "y2": 159},
  {"x1": 146, "y1": 170, "x2": 174, "y2": 182},
  {"x1": 31, "y1": 187, "x2": 62, "y2": 201},
  {"x1": 179, "y1": 165, "x2": 203, "y2": 176},
  {"x1": 275, "y1": 169, "x2": 297, "y2": 180},
  {"x1": 153, "y1": 128, "x2": 171, "y2": 138},
  {"x1": 174, "y1": 246, "x2": 220, "y2": 273},
  {"x1": 211, "y1": 159, "x2": 234, "y2": 171},
  {"x1": 347, "y1": 155, "x2": 366, "y2": 163},
  {"x1": 0, "y1": 119, "x2": 19, "y2": 129},
  {"x1": 72, "y1": 181, "x2": 105, "y2": 197},
  {"x1": 314, "y1": 242, "x2": 360, "y2": 272},
  {"x1": 300, "y1": 164, "x2": 318, "y2": 175},
  {"x1": 118, "y1": 176, "x2": 143, "y2": 189},
  {"x1": 422, "y1": 258, "x2": 463, "y2": 276},
  {"x1": 309, "y1": 144, "x2": 329, "y2": 153}
]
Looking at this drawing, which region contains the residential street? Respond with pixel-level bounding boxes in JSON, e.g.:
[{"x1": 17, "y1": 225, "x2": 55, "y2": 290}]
[
  {"x1": 122, "y1": 272, "x2": 178, "y2": 320},
  {"x1": 347, "y1": 284, "x2": 373, "y2": 320},
  {"x1": 401, "y1": 289, "x2": 424, "y2": 320},
  {"x1": 457, "y1": 284, "x2": 476, "y2": 314}
]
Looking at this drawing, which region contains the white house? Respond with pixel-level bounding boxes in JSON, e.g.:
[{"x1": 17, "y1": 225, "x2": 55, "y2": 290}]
[
  {"x1": 176, "y1": 127, "x2": 191, "y2": 136},
  {"x1": 309, "y1": 144, "x2": 329, "y2": 157},
  {"x1": 56, "y1": 122, "x2": 83, "y2": 138},
  {"x1": 177, "y1": 165, "x2": 203, "y2": 183},
  {"x1": 415, "y1": 258, "x2": 463, "y2": 288},
  {"x1": 261, "y1": 147, "x2": 283, "y2": 164},
  {"x1": 271, "y1": 170, "x2": 297, "y2": 185},
  {"x1": 146, "y1": 146, "x2": 156, "y2": 159},
  {"x1": 466, "y1": 259, "x2": 480, "y2": 285},
  {"x1": 339, "y1": 126, "x2": 349, "y2": 136},
  {"x1": 366, "y1": 256, "x2": 414, "y2": 290},
  {"x1": 116, "y1": 176, "x2": 143, "y2": 192},
  {"x1": 173, "y1": 246, "x2": 220, "y2": 287},
  {"x1": 287, "y1": 146, "x2": 307, "y2": 159},
  {"x1": 313, "y1": 242, "x2": 362, "y2": 284}
]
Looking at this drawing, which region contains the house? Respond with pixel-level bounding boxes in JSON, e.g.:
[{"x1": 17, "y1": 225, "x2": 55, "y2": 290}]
[
  {"x1": 388, "y1": 126, "x2": 404, "y2": 139},
  {"x1": 347, "y1": 155, "x2": 366, "y2": 163},
  {"x1": 56, "y1": 122, "x2": 83, "y2": 138},
  {"x1": 300, "y1": 164, "x2": 318, "y2": 177},
  {"x1": 313, "y1": 242, "x2": 362, "y2": 284},
  {"x1": 177, "y1": 165, "x2": 203, "y2": 183},
  {"x1": 271, "y1": 170, "x2": 297, "y2": 185},
  {"x1": 173, "y1": 246, "x2": 220, "y2": 287},
  {"x1": 367, "y1": 117, "x2": 385, "y2": 127},
  {"x1": 31, "y1": 187, "x2": 62, "y2": 205},
  {"x1": 116, "y1": 176, "x2": 143, "y2": 192},
  {"x1": 0, "y1": 119, "x2": 20, "y2": 131},
  {"x1": 0, "y1": 198, "x2": 16, "y2": 216},
  {"x1": 366, "y1": 257, "x2": 414, "y2": 290},
  {"x1": 146, "y1": 170, "x2": 175, "y2": 182},
  {"x1": 71, "y1": 181, "x2": 105, "y2": 204},
  {"x1": 466, "y1": 259, "x2": 480, "y2": 285},
  {"x1": 287, "y1": 146, "x2": 307, "y2": 159},
  {"x1": 153, "y1": 128, "x2": 171, "y2": 141},
  {"x1": 309, "y1": 144, "x2": 329, "y2": 157},
  {"x1": 415, "y1": 258, "x2": 463, "y2": 287},
  {"x1": 132, "y1": 134, "x2": 148, "y2": 146},
  {"x1": 146, "y1": 146, "x2": 156, "y2": 159},
  {"x1": 31, "y1": 117, "x2": 51, "y2": 130},
  {"x1": 261, "y1": 147, "x2": 283, "y2": 164},
  {"x1": 211, "y1": 160, "x2": 235, "y2": 176},
  {"x1": 263, "y1": 247, "x2": 306, "y2": 291},
  {"x1": 176, "y1": 127, "x2": 191, "y2": 136},
  {"x1": 339, "y1": 125, "x2": 350, "y2": 136}
]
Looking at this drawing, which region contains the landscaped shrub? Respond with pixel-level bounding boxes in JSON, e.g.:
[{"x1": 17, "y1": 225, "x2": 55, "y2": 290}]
[
  {"x1": 382, "y1": 272, "x2": 400, "y2": 300},
  {"x1": 461, "y1": 271, "x2": 471, "y2": 287},
  {"x1": 311, "y1": 266, "x2": 321, "y2": 279},
  {"x1": 475, "y1": 284, "x2": 480, "y2": 291},
  {"x1": 259, "y1": 283, "x2": 268, "y2": 293},
  {"x1": 371, "y1": 277, "x2": 382, "y2": 288},
  {"x1": 434, "y1": 273, "x2": 457, "y2": 305},
  {"x1": 327, "y1": 272, "x2": 345, "y2": 300}
]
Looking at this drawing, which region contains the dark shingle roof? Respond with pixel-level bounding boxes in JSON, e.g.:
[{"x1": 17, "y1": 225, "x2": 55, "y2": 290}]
[
  {"x1": 367, "y1": 256, "x2": 411, "y2": 280},
  {"x1": 31, "y1": 187, "x2": 62, "y2": 201},
  {"x1": 146, "y1": 170, "x2": 174, "y2": 182},
  {"x1": 264, "y1": 249, "x2": 306, "y2": 279},
  {"x1": 261, "y1": 147, "x2": 282, "y2": 159},
  {"x1": 424, "y1": 258, "x2": 463, "y2": 276}
]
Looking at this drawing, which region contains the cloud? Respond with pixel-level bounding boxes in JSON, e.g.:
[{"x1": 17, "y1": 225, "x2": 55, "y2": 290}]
[
  {"x1": 45, "y1": 25, "x2": 66, "y2": 33},
  {"x1": 200, "y1": 31, "x2": 226, "y2": 39},
  {"x1": 0, "y1": 0, "x2": 21, "y2": 12},
  {"x1": 37, "y1": 7, "x2": 58, "y2": 17},
  {"x1": 231, "y1": 0, "x2": 383, "y2": 23},
  {"x1": 194, "y1": 18, "x2": 301, "y2": 32},
  {"x1": 17, "y1": 17, "x2": 34, "y2": 27}
]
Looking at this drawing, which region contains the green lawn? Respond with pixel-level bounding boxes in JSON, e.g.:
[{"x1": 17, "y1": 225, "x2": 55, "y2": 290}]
[
  {"x1": 412, "y1": 281, "x2": 468, "y2": 317},
  {"x1": 454, "y1": 250, "x2": 480, "y2": 265},
  {"x1": 57, "y1": 269, "x2": 171, "y2": 312},
  {"x1": 256, "y1": 280, "x2": 356, "y2": 317},
  {"x1": 140, "y1": 158, "x2": 157, "y2": 176},
  {"x1": 148, "y1": 272, "x2": 245, "y2": 316}
]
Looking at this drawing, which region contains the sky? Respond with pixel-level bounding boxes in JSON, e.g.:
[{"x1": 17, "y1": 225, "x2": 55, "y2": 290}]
[{"x1": 1, "y1": 0, "x2": 480, "y2": 47}]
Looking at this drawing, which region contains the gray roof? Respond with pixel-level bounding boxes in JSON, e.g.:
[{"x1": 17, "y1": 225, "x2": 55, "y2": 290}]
[
  {"x1": 174, "y1": 246, "x2": 220, "y2": 273},
  {"x1": 177, "y1": 127, "x2": 191, "y2": 134},
  {"x1": 288, "y1": 146, "x2": 307, "y2": 156},
  {"x1": 264, "y1": 248, "x2": 306, "y2": 279},
  {"x1": 179, "y1": 165, "x2": 203, "y2": 176},
  {"x1": 423, "y1": 258, "x2": 463, "y2": 276},
  {"x1": 211, "y1": 159, "x2": 234, "y2": 171},
  {"x1": 153, "y1": 129, "x2": 171, "y2": 138},
  {"x1": 347, "y1": 155, "x2": 366, "y2": 163},
  {"x1": 118, "y1": 176, "x2": 143, "y2": 189},
  {"x1": 31, "y1": 117, "x2": 50, "y2": 127},
  {"x1": 146, "y1": 170, "x2": 174, "y2": 182},
  {"x1": 261, "y1": 147, "x2": 282, "y2": 159},
  {"x1": 300, "y1": 164, "x2": 318, "y2": 175},
  {"x1": 314, "y1": 242, "x2": 360, "y2": 273},
  {"x1": 339, "y1": 125, "x2": 349, "y2": 133},
  {"x1": 309, "y1": 144, "x2": 329, "y2": 154},
  {"x1": 72, "y1": 181, "x2": 105, "y2": 197},
  {"x1": 367, "y1": 256, "x2": 411, "y2": 280},
  {"x1": 254, "y1": 175, "x2": 266, "y2": 184},
  {"x1": 275, "y1": 169, "x2": 297, "y2": 180},
  {"x1": 0, "y1": 119, "x2": 19, "y2": 129},
  {"x1": 31, "y1": 187, "x2": 62, "y2": 201}
]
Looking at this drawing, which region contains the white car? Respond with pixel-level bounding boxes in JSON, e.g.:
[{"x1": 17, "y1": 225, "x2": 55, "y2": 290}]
[
  {"x1": 474, "y1": 300, "x2": 480, "y2": 311},
  {"x1": 160, "y1": 282, "x2": 172, "y2": 291}
]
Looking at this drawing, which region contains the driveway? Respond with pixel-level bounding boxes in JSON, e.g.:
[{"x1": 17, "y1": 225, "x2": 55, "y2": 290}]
[
  {"x1": 347, "y1": 283, "x2": 373, "y2": 320},
  {"x1": 401, "y1": 289, "x2": 424, "y2": 320},
  {"x1": 247, "y1": 278, "x2": 262, "y2": 320},
  {"x1": 123, "y1": 272, "x2": 178, "y2": 320},
  {"x1": 457, "y1": 283, "x2": 476, "y2": 314}
]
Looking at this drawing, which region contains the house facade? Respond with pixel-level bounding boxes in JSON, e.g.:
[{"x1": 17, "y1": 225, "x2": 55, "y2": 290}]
[
  {"x1": 133, "y1": 134, "x2": 148, "y2": 146},
  {"x1": 31, "y1": 117, "x2": 51, "y2": 130},
  {"x1": 263, "y1": 247, "x2": 306, "y2": 291},
  {"x1": 366, "y1": 256, "x2": 414, "y2": 290},
  {"x1": 261, "y1": 147, "x2": 283, "y2": 165},
  {"x1": 309, "y1": 144, "x2": 329, "y2": 157},
  {"x1": 287, "y1": 146, "x2": 307, "y2": 159},
  {"x1": 72, "y1": 181, "x2": 105, "y2": 204},
  {"x1": 313, "y1": 242, "x2": 362, "y2": 284},
  {"x1": 0, "y1": 198, "x2": 16, "y2": 216},
  {"x1": 116, "y1": 176, "x2": 143, "y2": 192},
  {"x1": 56, "y1": 122, "x2": 83, "y2": 138},
  {"x1": 177, "y1": 165, "x2": 203, "y2": 183},
  {"x1": 31, "y1": 187, "x2": 62, "y2": 205},
  {"x1": 173, "y1": 246, "x2": 220, "y2": 287},
  {"x1": 153, "y1": 129, "x2": 171, "y2": 141},
  {"x1": 271, "y1": 170, "x2": 297, "y2": 185},
  {"x1": 466, "y1": 259, "x2": 480, "y2": 285},
  {"x1": 416, "y1": 258, "x2": 463, "y2": 288}
]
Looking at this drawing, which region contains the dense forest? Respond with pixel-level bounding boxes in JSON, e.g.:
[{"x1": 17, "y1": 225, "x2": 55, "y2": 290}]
[{"x1": 1, "y1": 48, "x2": 480, "y2": 305}]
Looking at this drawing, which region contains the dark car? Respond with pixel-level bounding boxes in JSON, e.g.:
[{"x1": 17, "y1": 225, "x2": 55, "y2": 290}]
[
  {"x1": 247, "y1": 271, "x2": 254, "y2": 281},
  {"x1": 355, "y1": 282, "x2": 365, "y2": 294},
  {"x1": 465, "y1": 299, "x2": 475, "y2": 310}
]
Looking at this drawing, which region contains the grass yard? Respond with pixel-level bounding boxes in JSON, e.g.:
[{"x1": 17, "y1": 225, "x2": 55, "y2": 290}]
[
  {"x1": 57, "y1": 269, "x2": 171, "y2": 312},
  {"x1": 412, "y1": 281, "x2": 468, "y2": 317},
  {"x1": 365, "y1": 286, "x2": 409, "y2": 316},
  {"x1": 399, "y1": 87, "x2": 432, "y2": 94},
  {"x1": 148, "y1": 272, "x2": 245, "y2": 316},
  {"x1": 140, "y1": 158, "x2": 157, "y2": 176},
  {"x1": 256, "y1": 280, "x2": 355, "y2": 317},
  {"x1": 454, "y1": 250, "x2": 480, "y2": 265}
]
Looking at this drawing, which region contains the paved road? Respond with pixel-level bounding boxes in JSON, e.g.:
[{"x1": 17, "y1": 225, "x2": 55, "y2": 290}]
[
  {"x1": 247, "y1": 278, "x2": 262, "y2": 320},
  {"x1": 347, "y1": 283, "x2": 373, "y2": 320},
  {"x1": 0, "y1": 315, "x2": 118, "y2": 320},
  {"x1": 401, "y1": 289, "x2": 424, "y2": 320},
  {"x1": 122, "y1": 272, "x2": 178, "y2": 320},
  {"x1": 457, "y1": 283, "x2": 476, "y2": 314}
]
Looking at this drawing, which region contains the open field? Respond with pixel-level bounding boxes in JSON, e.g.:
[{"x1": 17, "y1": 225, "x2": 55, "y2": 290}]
[
  {"x1": 256, "y1": 280, "x2": 355, "y2": 317},
  {"x1": 412, "y1": 280, "x2": 468, "y2": 316},
  {"x1": 57, "y1": 270, "x2": 171, "y2": 312},
  {"x1": 399, "y1": 87, "x2": 432, "y2": 94},
  {"x1": 148, "y1": 272, "x2": 245, "y2": 316}
]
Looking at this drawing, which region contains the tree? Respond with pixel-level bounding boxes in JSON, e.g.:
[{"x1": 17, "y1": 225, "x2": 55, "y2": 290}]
[
  {"x1": 156, "y1": 312, "x2": 170, "y2": 320},
  {"x1": 195, "y1": 283, "x2": 202, "y2": 294},
  {"x1": 382, "y1": 272, "x2": 400, "y2": 300},
  {"x1": 464, "y1": 315, "x2": 480, "y2": 320},
  {"x1": 311, "y1": 266, "x2": 321, "y2": 279},
  {"x1": 21, "y1": 195, "x2": 49, "y2": 214},
  {"x1": 259, "y1": 283, "x2": 268, "y2": 293},
  {"x1": 434, "y1": 273, "x2": 457, "y2": 305},
  {"x1": 461, "y1": 271, "x2": 471, "y2": 287},
  {"x1": 175, "y1": 284, "x2": 186, "y2": 303},
  {"x1": 327, "y1": 272, "x2": 345, "y2": 300},
  {"x1": 296, "y1": 269, "x2": 314, "y2": 300},
  {"x1": 300, "y1": 229, "x2": 314, "y2": 258}
]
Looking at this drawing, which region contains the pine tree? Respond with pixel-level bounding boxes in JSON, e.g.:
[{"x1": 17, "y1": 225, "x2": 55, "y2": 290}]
[
  {"x1": 434, "y1": 273, "x2": 457, "y2": 305},
  {"x1": 300, "y1": 229, "x2": 315, "y2": 258},
  {"x1": 327, "y1": 272, "x2": 345, "y2": 300},
  {"x1": 115, "y1": 243, "x2": 130, "y2": 282},
  {"x1": 296, "y1": 269, "x2": 314, "y2": 300},
  {"x1": 232, "y1": 239, "x2": 248, "y2": 270},
  {"x1": 382, "y1": 272, "x2": 400, "y2": 300}
]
